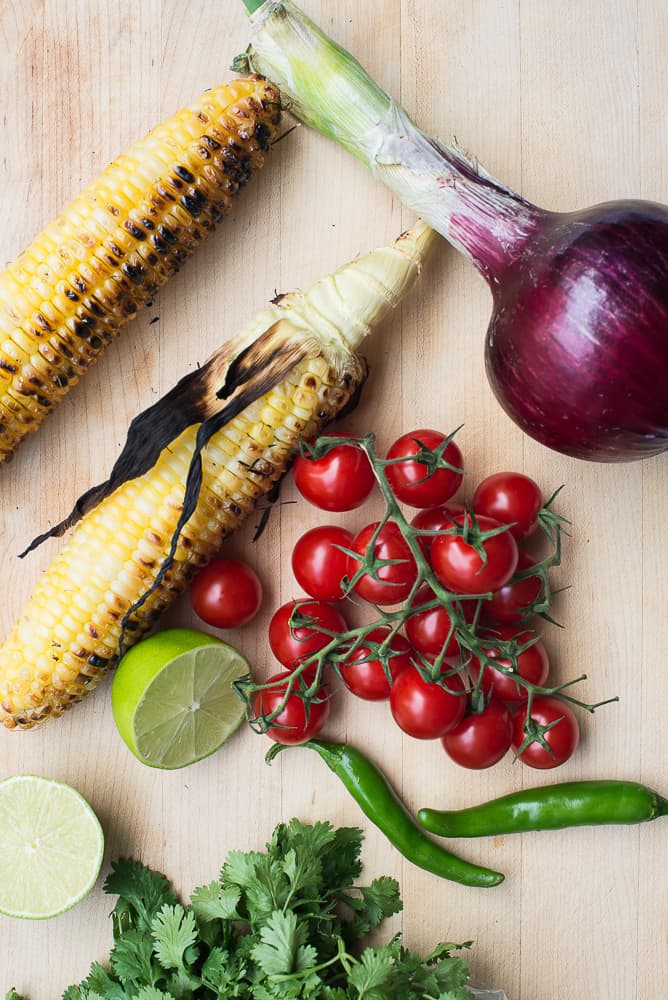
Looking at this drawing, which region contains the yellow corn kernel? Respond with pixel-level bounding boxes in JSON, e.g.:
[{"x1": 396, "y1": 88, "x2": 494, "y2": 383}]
[{"x1": 0, "y1": 77, "x2": 281, "y2": 462}]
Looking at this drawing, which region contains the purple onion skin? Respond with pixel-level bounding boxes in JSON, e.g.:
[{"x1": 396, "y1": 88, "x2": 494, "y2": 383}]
[{"x1": 485, "y1": 200, "x2": 668, "y2": 461}]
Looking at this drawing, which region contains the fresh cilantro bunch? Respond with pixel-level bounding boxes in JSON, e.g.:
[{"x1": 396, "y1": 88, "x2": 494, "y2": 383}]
[{"x1": 8, "y1": 820, "x2": 474, "y2": 999}]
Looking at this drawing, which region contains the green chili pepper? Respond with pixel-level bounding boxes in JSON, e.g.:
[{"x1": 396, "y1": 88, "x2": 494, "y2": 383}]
[
  {"x1": 417, "y1": 780, "x2": 668, "y2": 838},
  {"x1": 266, "y1": 738, "x2": 504, "y2": 888}
]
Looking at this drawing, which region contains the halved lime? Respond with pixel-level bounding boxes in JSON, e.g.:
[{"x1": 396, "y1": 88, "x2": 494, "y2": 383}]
[
  {"x1": 0, "y1": 775, "x2": 104, "y2": 919},
  {"x1": 112, "y1": 628, "x2": 249, "y2": 769}
]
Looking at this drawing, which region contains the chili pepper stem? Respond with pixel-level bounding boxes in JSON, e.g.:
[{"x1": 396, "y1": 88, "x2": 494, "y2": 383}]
[{"x1": 265, "y1": 742, "x2": 288, "y2": 764}]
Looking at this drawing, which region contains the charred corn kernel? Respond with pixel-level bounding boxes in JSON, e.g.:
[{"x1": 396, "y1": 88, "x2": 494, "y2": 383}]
[
  {"x1": 0, "y1": 223, "x2": 435, "y2": 729},
  {"x1": 0, "y1": 356, "x2": 359, "y2": 728},
  {"x1": 0, "y1": 77, "x2": 281, "y2": 463}
]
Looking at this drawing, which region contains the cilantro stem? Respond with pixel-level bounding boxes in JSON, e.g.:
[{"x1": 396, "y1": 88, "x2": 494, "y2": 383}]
[{"x1": 269, "y1": 937, "x2": 354, "y2": 982}]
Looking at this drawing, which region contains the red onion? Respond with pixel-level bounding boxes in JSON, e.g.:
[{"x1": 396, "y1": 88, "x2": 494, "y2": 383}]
[
  {"x1": 240, "y1": 0, "x2": 668, "y2": 462},
  {"x1": 450, "y1": 159, "x2": 668, "y2": 461}
]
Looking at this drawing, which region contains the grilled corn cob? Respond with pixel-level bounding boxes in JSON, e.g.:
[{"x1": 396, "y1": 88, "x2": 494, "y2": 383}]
[
  {"x1": 0, "y1": 77, "x2": 281, "y2": 463},
  {"x1": 0, "y1": 222, "x2": 436, "y2": 729}
]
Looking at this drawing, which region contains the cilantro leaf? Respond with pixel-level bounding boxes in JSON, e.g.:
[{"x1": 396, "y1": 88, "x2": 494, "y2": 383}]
[
  {"x1": 220, "y1": 850, "x2": 266, "y2": 890},
  {"x1": 109, "y1": 929, "x2": 156, "y2": 987},
  {"x1": 222, "y1": 852, "x2": 285, "y2": 921},
  {"x1": 343, "y1": 876, "x2": 402, "y2": 939},
  {"x1": 380, "y1": 940, "x2": 472, "y2": 999},
  {"x1": 270, "y1": 819, "x2": 338, "y2": 865},
  {"x1": 199, "y1": 948, "x2": 229, "y2": 989},
  {"x1": 190, "y1": 881, "x2": 241, "y2": 923},
  {"x1": 250, "y1": 910, "x2": 307, "y2": 976},
  {"x1": 424, "y1": 940, "x2": 471, "y2": 996},
  {"x1": 348, "y1": 946, "x2": 395, "y2": 997},
  {"x1": 319, "y1": 826, "x2": 363, "y2": 890},
  {"x1": 104, "y1": 860, "x2": 177, "y2": 935},
  {"x1": 281, "y1": 846, "x2": 323, "y2": 902},
  {"x1": 163, "y1": 968, "x2": 201, "y2": 998},
  {"x1": 201, "y1": 947, "x2": 248, "y2": 993},
  {"x1": 295, "y1": 945, "x2": 320, "y2": 976},
  {"x1": 65, "y1": 991, "x2": 107, "y2": 1000},
  {"x1": 80, "y1": 963, "x2": 127, "y2": 1000},
  {"x1": 151, "y1": 905, "x2": 198, "y2": 973}
]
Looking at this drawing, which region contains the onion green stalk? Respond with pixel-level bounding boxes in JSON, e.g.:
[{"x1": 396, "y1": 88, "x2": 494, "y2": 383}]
[{"x1": 235, "y1": 0, "x2": 538, "y2": 284}]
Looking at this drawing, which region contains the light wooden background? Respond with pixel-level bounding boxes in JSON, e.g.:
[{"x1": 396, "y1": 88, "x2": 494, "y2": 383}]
[{"x1": 0, "y1": 2, "x2": 666, "y2": 997}]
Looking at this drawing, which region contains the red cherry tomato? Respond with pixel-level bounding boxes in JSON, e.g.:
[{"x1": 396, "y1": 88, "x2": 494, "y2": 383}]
[
  {"x1": 512, "y1": 696, "x2": 579, "y2": 769},
  {"x1": 404, "y1": 584, "x2": 475, "y2": 660},
  {"x1": 469, "y1": 624, "x2": 549, "y2": 702},
  {"x1": 473, "y1": 472, "x2": 543, "y2": 540},
  {"x1": 293, "y1": 434, "x2": 375, "y2": 511},
  {"x1": 291, "y1": 525, "x2": 353, "y2": 602},
  {"x1": 347, "y1": 521, "x2": 418, "y2": 606},
  {"x1": 430, "y1": 514, "x2": 518, "y2": 595},
  {"x1": 390, "y1": 667, "x2": 466, "y2": 740},
  {"x1": 190, "y1": 557, "x2": 263, "y2": 629},
  {"x1": 268, "y1": 600, "x2": 347, "y2": 669},
  {"x1": 441, "y1": 699, "x2": 514, "y2": 769},
  {"x1": 485, "y1": 552, "x2": 544, "y2": 624},
  {"x1": 339, "y1": 627, "x2": 414, "y2": 701},
  {"x1": 410, "y1": 502, "x2": 467, "y2": 558},
  {"x1": 385, "y1": 429, "x2": 463, "y2": 508},
  {"x1": 254, "y1": 670, "x2": 330, "y2": 745}
]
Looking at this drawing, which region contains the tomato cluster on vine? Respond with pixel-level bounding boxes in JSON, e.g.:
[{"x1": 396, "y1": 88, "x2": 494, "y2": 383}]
[{"x1": 233, "y1": 428, "x2": 612, "y2": 771}]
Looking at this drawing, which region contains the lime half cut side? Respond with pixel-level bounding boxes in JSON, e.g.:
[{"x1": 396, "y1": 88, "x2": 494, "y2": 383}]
[
  {"x1": 112, "y1": 628, "x2": 250, "y2": 769},
  {"x1": 0, "y1": 775, "x2": 104, "y2": 920}
]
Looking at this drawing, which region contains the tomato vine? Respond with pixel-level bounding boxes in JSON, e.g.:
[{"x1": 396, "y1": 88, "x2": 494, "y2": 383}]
[{"x1": 235, "y1": 431, "x2": 618, "y2": 762}]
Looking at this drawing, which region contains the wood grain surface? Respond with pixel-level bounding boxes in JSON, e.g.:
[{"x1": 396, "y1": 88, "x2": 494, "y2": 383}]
[{"x1": 0, "y1": 2, "x2": 666, "y2": 997}]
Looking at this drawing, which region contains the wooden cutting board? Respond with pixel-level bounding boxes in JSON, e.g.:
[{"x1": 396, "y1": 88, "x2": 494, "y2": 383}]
[{"x1": 0, "y1": 2, "x2": 666, "y2": 997}]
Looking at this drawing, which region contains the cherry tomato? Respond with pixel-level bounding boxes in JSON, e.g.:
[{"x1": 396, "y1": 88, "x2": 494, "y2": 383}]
[
  {"x1": 404, "y1": 584, "x2": 475, "y2": 660},
  {"x1": 485, "y1": 552, "x2": 544, "y2": 624},
  {"x1": 390, "y1": 667, "x2": 466, "y2": 739},
  {"x1": 512, "y1": 696, "x2": 579, "y2": 769},
  {"x1": 293, "y1": 434, "x2": 376, "y2": 511},
  {"x1": 473, "y1": 472, "x2": 543, "y2": 540},
  {"x1": 410, "y1": 502, "x2": 466, "y2": 558},
  {"x1": 469, "y1": 624, "x2": 549, "y2": 703},
  {"x1": 190, "y1": 557, "x2": 263, "y2": 629},
  {"x1": 291, "y1": 525, "x2": 353, "y2": 602},
  {"x1": 254, "y1": 670, "x2": 330, "y2": 745},
  {"x1": 441, "y1": 699, "x2": 514, "y2": 769},
  {"x1": 269, "y1": 599, "x2": 347, "y2": 668},
  {"x1": 347, "y1": 521, "x2": 418, "y2": 606},
  {"x1": 386, "y1": 429, "x2": 463, "y2": 508},
  {"x1": 430, "y1": 514, "x2": 518, "y2": 595},
  {"x1": 339, "y1": 627, "x2": 414, "y2": 701}
]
